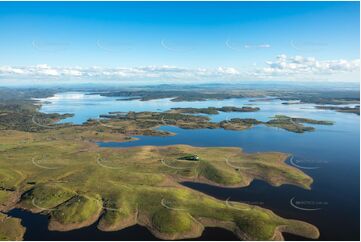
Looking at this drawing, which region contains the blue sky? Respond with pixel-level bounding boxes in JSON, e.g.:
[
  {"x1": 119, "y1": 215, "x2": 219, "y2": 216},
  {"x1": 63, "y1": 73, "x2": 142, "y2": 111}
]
[{"x1": 0, "y1": 1, "x2": 359, "y2": 85}]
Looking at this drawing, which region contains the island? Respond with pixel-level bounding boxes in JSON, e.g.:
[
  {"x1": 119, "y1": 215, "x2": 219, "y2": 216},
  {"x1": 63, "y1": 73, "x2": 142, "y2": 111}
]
[
  {"x1": 92, "y1": 88, "x2": 359, "y2": 106},
  {"x1": 265, "y1": 115, "x2": 334, "y2": 133},
  {"x1": 315, "y1": 105, "x2": 360, "y2": 115},
  {"x1": 169, "y1": 106, "x2": 260, "y2": 115},
  {"x1": 0, "y1": 213, "x2": 25, "y2": 240},
  {"x1": 0, "y1": 88, "x2": 338, "y2": 240},
  {"x1": 0, "y1": 95, "x2": 322, "y2": 240},
  {"x1": 248, "y1": 97, "x2": 279, "y2": 102},
  {"x1": 96, "y1": 111, "x2": 333, "y2": 134},
  {"x1": 1, "y1": 130, "x2": 319, "y2": 240}
]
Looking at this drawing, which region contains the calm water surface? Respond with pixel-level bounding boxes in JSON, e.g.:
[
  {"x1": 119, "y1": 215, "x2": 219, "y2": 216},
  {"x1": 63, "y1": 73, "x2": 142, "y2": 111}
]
[
  {"x1": 18, "y1": 92, "x2": 359, "y2": 240},
  {"x1": 8, "y1": 208, "x2": 237, "y2": 241}
]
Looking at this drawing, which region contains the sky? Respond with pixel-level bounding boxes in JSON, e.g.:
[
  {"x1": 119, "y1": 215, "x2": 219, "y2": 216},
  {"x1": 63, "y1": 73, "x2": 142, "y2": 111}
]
[{"x1": 0, "y1": 1, "x2": 359, "y2": 85}]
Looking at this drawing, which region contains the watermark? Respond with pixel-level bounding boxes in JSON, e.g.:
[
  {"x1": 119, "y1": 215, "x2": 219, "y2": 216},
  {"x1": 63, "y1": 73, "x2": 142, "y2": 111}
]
[
  {"x1": 32, "y1": 40, "x2": 70, "y2": 52},
  {"x1": 31, "y1": 115, "x2": 56, "y2": 129},
  {"x1": 31, "y1": 156, "x2": 60, "y2": 170},
  {"x1": 96, "y1": 40, "x2": 133, "y2": 52},
  {"x1": 224, "y1": 157, "x2": 254, "y2": 171},
  {"x1": 225, "y1": 197, "x2": 264, "y2": 211},
  {"x1": 32, "y1": 192, "x2": 123, "y2": 212},
  {"x1": 32, "y1": 198, "x2": 57, "y2": 211},
  {"x1": 290, "y1": 40, "x2": 328, "y2": 53},
  {"x1": 160, "y1": 158, "x2": 199, "y2": 170},
  {"x1": 244, "y1": 44, "x2": 271, "y2": 49},
  {"x1": 289, "y1": 155, "x2": 328, "y2": 170},
  {"x1": 289, "y1": 196, "x2": 328, "y2": 211},
  {"x1": 160, "y1": 39, "x2": 193, "y2": 53},
  {"x1": 96, "y1": 154, "x2": 124, "y2": 170},
  {"x1": 161, "y1": 198, "x2": 188, "y2": 211},
  {"x1": 97, "y1": 119, "x2": 125, "y2": 129},
  {"x1": 225, "y1": 39, "x2": 271, "y2": 52}
]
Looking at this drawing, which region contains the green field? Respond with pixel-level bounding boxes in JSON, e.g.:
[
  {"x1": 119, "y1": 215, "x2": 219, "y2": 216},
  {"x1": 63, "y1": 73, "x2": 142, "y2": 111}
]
[
  {"x1": 0, "y1": 91, "x2": 327, "y2": 240},
  {"x1": 0, "y1": 125, "x2": 319, "y2": 240}
]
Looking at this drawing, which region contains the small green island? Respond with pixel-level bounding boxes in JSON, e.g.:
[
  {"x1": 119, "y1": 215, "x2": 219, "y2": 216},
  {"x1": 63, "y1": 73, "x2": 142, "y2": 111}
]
[
  {"x1": 169, "y1": 106, "x2": 260, "y2": 114},
  {"x1": 265, "y1": 115, "x2": 334, "y2": 133},
  {"x1": 96, "y1": 110, "x2": 333, "y2": 134},
  {"x1": 0, "y1": 213, "x2": 25, "y2": 240},
  {"x1": 315, "y1": 105, "x2": 360, "y2": 115}
]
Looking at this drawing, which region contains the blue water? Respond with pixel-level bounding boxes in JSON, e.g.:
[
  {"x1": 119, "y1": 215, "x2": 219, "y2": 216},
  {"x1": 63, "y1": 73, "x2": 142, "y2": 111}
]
[
  {"x1": 32, "y1": 92, "x2": 361, "y2": 240},
  {"x1": 36, "y1": 91, "x2": 358, "y2": 124},
  {"x1": 8, "y1": 208, "x2": 237, "y2": 241}
]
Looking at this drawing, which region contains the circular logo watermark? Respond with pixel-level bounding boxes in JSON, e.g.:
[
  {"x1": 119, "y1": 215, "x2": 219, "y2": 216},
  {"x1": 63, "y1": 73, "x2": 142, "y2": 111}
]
[
  {"x1": 96, "y1": 40, "x2": 133, "y2": 53},
  {"x1": 289, "y1": 196, "x2": 328, "y2": 211},
  {"x1": 31, "y1": 155, "x2": 61, "y2": 170},
  {"x1": 225, "y1": 197, "x2": 261, "y2": 211},
  {"x1": 289, "y1": 155, "x2": 328, "y2": 170},
  {"x1": 160, "y1": 158, "x2": 199, "y2": 170},
  {"x1": 224, "y1": 157, "x2": 254, "y2": 171},
  {"x1": 32, "y1": 193, "x2": 123, "y2": 212},
  {"x1": 161, "y1": 198, "x2": 188, "y2": 211},
  {"x1": 160, "y1": 39, "x2": 194, "y2": 53},
  {"x1": 96, "y1": 154, "x2": 124, "y2": 170},
  {"x1": 31, "y1": 115, "x2": 56, "y2": 129},
  {"x1": 290, "y1": 40, "x2": 328, "y2": 53},
  {"x1": 32, "y1": 40, "x2": 70, "y2": 52},
  {"x1": 97, "y1": 119, "x2": 125, "y2": 129},
  {"x1": 225, "y1": 39, "x2": 271, "y2": 52},
  {"x1": 31, "y1": 198, "x2": 57, "y2": 211}
]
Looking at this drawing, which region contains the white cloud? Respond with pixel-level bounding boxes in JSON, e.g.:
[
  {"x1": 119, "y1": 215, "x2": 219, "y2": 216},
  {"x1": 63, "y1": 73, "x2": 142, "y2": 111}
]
[
  {"x1": 0, "y1": 55, "x2": 359, "y2": 84},
  {"x1": 35, "y1": 64, "x2": 59, "y2": 76},
  {"x1": 255, "y1": 55, "x2": 360, "y2": 78},
  {"x1": 0, "y1": 65, "x2": 242, "y2": 82},
  {"x1": 0, "y1": 66, "x2": 26, "y2": 74},
  {"x1": 217, "y1": 67, "x2": 240, "y2": 75}
]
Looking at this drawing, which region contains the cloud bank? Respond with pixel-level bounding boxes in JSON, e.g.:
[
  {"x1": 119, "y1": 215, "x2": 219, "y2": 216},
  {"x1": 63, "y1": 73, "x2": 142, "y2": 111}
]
[
  {"x1": 0, "y1": 55, "x2": 359, "y2": 84},
  {"x1": 0, "y1": 64, "x2": 243, "y2": 82},
  {"x1": 258, "y1": 55, "x2": 359, "y2": 76}
]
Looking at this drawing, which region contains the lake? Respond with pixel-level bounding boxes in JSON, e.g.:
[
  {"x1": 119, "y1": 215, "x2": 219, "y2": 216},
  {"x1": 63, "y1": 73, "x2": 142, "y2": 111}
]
[{"x1": 14, "y1": 91, "x2": 359, "y2": 240}]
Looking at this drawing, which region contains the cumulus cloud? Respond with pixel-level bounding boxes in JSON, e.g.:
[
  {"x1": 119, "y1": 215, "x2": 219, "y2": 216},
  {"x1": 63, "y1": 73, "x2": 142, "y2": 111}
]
[
  {"x1": 217, "y1": 67, "x2": 240, "y2": 75},
  {"x1": 0, "y1": 66, "x2": 26, "y2": 74},
  {"x1": 0, "y1": 55, "x2": 359, "y2": 84},
  {"x1": 0, "y1": 64, "x2": 242, "y2": 82},
  {"x1": 256, "y1": 54, "x2": 360, "y2": 77}
]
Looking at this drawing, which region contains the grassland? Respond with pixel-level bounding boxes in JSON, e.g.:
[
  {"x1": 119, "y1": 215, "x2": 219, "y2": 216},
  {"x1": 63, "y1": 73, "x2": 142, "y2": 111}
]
[
  {"x1": 315, "y1": 105, "x2": 360, "y2": 115},
  {"x1": 91, "y1": 89, "x2": 265, "y2": 102},
  {"x1": 0, "y1": 213, "x2": 25, "y2": 240},
  {"x1": 90, "y1": 87, "x2": 359, "y2": 106},
  {"x1": 265, "y1": 115, "x2": 334, "y2": 133},
  {"x1": 0, "y1": 103, "x2": 73, "y2": 132},
  {"x1": 169, "y1": 106, "x2": 260, "y2": 115},
  {"x1": 0, "y1": 87, "x2": 335, "y2": 135},
  {"x1": 0, "y1": 89, "x2": 326, "y2": 240},
  {"x1": 0, "y1": 125, "x2": 319, "y2": 240},
  {"x1": 95, "y1": 111, "x2": 333, "y2": 134}
]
